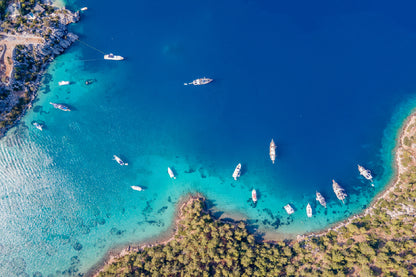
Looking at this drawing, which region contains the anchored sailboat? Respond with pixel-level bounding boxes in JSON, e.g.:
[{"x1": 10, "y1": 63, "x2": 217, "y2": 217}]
[
  {"x1": 184, "y1": 77, "x2": 213, "y2": 86},
  {"x1": 332, "y1": 180, "x2": 347, "y2": 203},
  {"x1": 269, "y1": 139, "x2": 276, "y2": 164},
  {"x1": 232, "y1": 163, "x2": 242, "y2": 180},
  {"x1": 252, "y1": 189, "x2": 257, "y2": 203},
  {"x1": 306, "y1": 203, "x2": 312, "y2": 218},
  {"x1": 168, "y1": 167, "x2": 176, "y2": 179},
  {"x1": 316, "y1": 191, "x2": 327, "y2": 208},
  {"x1": 113, "y1": 155, "x2": 128, "y2": 166}
]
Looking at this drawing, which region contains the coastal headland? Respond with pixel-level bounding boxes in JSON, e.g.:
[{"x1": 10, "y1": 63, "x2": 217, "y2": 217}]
[
  {"x1": 95, "y1": 112, "x2": 416, "y2": 276},
  {"x1": 0, "y1": 1, "x2": 79, "y2": 135}
]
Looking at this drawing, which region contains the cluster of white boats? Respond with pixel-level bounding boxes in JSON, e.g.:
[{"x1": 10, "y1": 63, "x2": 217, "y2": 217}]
[
  {"x1": 112, "y1": 154, "x2": 177, "y2": 192},
  {"x1": 233, "y1": 139, "x2": 374, "y2": 218},
  {"x1": 33, "y1": 76, "x2": 213, "y2": 131},
  {"x1": 34, "y1": 75, "x2": 375, "y2": 218}
]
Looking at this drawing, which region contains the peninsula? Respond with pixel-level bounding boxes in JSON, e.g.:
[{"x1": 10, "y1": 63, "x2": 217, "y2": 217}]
[
  {"x1": 96, "y1": 113, "x2": 416, "y2": 276},
  {"x1": 0, "y1": 0, "x2": 79, "y2": 136}
]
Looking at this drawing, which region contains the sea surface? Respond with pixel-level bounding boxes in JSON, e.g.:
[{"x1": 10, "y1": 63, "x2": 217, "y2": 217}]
[{"x1": 2, "y1": 0, "x2": 416, "y2": 275}]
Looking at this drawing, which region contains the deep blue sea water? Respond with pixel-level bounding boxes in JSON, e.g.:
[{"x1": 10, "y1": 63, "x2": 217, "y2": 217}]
[{"x1": 2, "y1": 0, "x2": 416, "y2": 275}]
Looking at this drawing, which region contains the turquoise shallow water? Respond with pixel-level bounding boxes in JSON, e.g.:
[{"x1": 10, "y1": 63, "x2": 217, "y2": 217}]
[{"x1": 2, "y1": 0, "x2": 416, "y2": 275}]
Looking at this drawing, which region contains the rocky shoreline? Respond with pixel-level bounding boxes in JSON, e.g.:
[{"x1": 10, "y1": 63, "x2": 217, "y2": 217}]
[
  {"x1": 93, "y1": 111, "x2": 416, "y2": 276},
  {"x1": 88, "y1": 193, "x2": 204, "y2": 277},
  {"x1": 298, "y1": 110, "x2": 416, "y2": 241},
  {"x1": 0, "y1": 1, "x2": 80, "y2": 136}
]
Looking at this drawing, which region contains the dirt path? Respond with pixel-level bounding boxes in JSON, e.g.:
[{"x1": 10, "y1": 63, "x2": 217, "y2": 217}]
[{"x1": 0, "y1": 32, "x2": 44, "y2": 84}]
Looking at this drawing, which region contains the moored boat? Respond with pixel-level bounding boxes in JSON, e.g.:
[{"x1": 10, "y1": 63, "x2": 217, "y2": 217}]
[
  {"x1": 58, "y1": 81, "x2": 69, "y2": 86},
  {"x1": 131, "y1": 186, "x2": 144, "y2": 191},
  {"x1": 184, "y1": 77, "x2": 213, "y2": 86},
  {"x1": 85, "y1": 79, "x2": 94, "y2": 85},
  {"x1": 270, "y1": 139, "x2": 276, "y2": 164},
  {"x1": 316, "y1": 191, "x2": 327, "y2": 208},
  {"x1": 168, "y1": 167, "x2": 176, "y2": 179},
  {"x1": 332, "y1": 179, "x2": 347, "y2": 203},
  {"x1": 49, "y1": 102, "x2": 71, "y2": 111},
  {"x1": 252, "y1": 189, "x2": 257, "y2": 203},
  {"x1": 80, "y1": 7, "x2": 88, "y2": 11},
  {"x1": 104, "y1": 53, "x2": 124, "y2": 60},
  {"x1": 358, "y1": 164, "x2": 374, "y2": 185},
  {"x1": 306, "y1": 203, "x2": 312, "y2": 218},
  {"x1": 232, "y1": 163, "x2": 242, "y2": 180},
  {"x1": 32, "y1": 122, "x2": 43, "y2": 131},
  {"x1": 284, "y1": 204, "x2": 294, "y2": 215},
  {"x1": 113, "y1": 155, "x2": 128, "y2": 166}
]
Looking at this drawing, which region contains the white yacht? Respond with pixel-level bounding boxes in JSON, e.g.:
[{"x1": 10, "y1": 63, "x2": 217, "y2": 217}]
[
  {"x1": 284, "y1": 204, "x2": 294, "y2": 215},
  {"x1": 104, "y1": 53, "x2": 124, "y2": 60},
  {"x1": 306, "y1": 203, "x2": 312, "y2": 218},
  {"x1": 113, "y1": 155, "x2": 128, "y2": 166},
  {"x1": 168, "y1": 167, "x2": 176, "y2": 179},
  {"x1": 316, "y1": 191, "x2": 327, "y2": 208},
  {"x1": 270, "y1": 139, "x2": 276, "y2": 164},
  {"x1": 358, "y1": 164, "x2": 374, "y2": 185},
  {"x1": 58, "y1": 81, "x2": 70, "y2": 86},
  {"x1": 184, "y1": 77, "x2": 213, "y2": 86},
  {"x1": 49, "y1": 102, "x2": 71, "y2": 111},
  {"x1": 131, "y1": 186, "x2": 144, "y2": 191},
  {"x1": 232, "y1": 163, "x2": 242, "y2": 180},
  {"x1": 32, "y1": 122, "x2": 43, "y2": 131},
  {"x1": 80, "y1": 7, "x2": 88, "y2": 11},
  {"x1": 252, "y1": 189, "x2": 257, "y2": 203},
  {"x1": 332, "y1": 180, "x2": 347, "y2": 203}
]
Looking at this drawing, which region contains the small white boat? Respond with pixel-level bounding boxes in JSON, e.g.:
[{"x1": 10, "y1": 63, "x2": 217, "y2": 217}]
[
  {"x1": 184, "y1": 77, "x2": 213, "y2": 86},
  {"x1": 306, "y1": 203, "x2": 312, "y2": 218},
  {"x1": 58, "y1": 81, "x2": 70, "y2": 86},
  {"x1": 32, "y1": 122, "x2": 43, "y2": 131},
  {"x1": 131, "y1": 186, "x2": 144, "y2": 191},
  {"x1": 284, "y1": 204, "x2": 294, "y2": 215},
  {"x1": 270, "y1": 139, "x2": 276, "y2": 164},
  {"x1": 104, "y1": 53, "x2": 124, "y2": 61},
  {"x1": 316, "y1": 191, "x2": 327, "y2": 208},
  {"x1": 252, "y1": 189, "x2": 257, "y2": 203},
  {"x1": 232, "y1": 163, "x2": 242, "y2": 180},
  {"x1": 80, "y1": 7, "x2": 88, "y2": 11},
  {"x1": 168, "y1": 167, "x2": 176, "y2": 179},
  {"x1": 113, "y1": 155, "x2": 128, "y2": 166}
]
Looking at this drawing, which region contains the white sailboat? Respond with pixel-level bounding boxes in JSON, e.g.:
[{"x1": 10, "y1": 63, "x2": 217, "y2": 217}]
[
  {"x1": 232, "y1": 163, "x2": 242, "y2": 180},
  {"x1": 316, "y1": 191, "x2": 327, "y2": 208},
  {"x1": 184, "y1": 77, "x2": 213, "y2": 86},
  {"x1": 58, "y1": 81, "x2": 69, "y2": 86},
  {"x1": 306, "y1": 203, "x2": 312, "y2": 218},
  {"x1": 168, "y1": 167, "x2": 176, "y2": 179},
  {"x1": 252, "y1": 189, "x2": 257, "y2": 203},
  {"x1": 332, "y1": 180, "x2": 347, "y2": 203},
  {"x1": 269, "y1": 139, "x2": 276, "y2": 164},
  {"x1": 113, "y1": 155, "x2": 128, "y2": 166},
  {"x1": 131, "y1": 186, "x2": 144, "y2": 191}
]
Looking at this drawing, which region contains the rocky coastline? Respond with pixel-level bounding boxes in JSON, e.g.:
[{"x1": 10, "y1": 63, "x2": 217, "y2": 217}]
[
  {"x1": 0, "y1": 1, "x2": 79, "y2": 136},
  {"x1": 95, "y1": 112, "x2": 416, "y2": 276}
]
